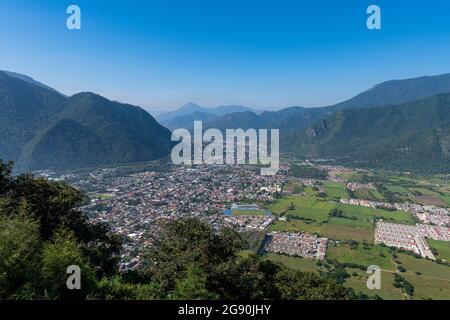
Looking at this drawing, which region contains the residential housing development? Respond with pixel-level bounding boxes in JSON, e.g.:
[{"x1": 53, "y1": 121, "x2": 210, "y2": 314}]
[
  {"x1": 265, "y1": 231, "x2": 328, "y2": 260},
  {"x1": 375, "y1": 221, "x2": 449, "y2": 260}
]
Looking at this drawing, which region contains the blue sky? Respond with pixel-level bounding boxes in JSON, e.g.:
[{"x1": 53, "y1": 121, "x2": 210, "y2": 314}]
[{"x1": 1, "y1": 0, "x2": 450, "y2": 111}]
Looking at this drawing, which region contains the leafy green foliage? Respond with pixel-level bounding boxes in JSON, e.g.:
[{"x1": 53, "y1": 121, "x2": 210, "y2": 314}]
[
  {"x1": 142, "y1": 217, "x2": 350, "y2": 300},
  {"x1": 0, "y1": 216, "x2": 41, "y2": 299},
  {"x1": 275, "y1": 267, "x2": 349, "y2": 300},
  {"x1": 41, "y1": 228, "x2": 97, "y2": 300},
  {"x1": 0, "y1": 160, "x2": 121, "y2": 281},
  {"x1": 172, "y1": 265, "x2": 218, "y2": 300}
]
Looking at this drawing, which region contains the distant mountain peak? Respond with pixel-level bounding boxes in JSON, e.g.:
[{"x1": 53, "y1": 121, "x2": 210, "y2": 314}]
[
  {"x1": 157, "y1": 102, "x2": 263, "y2": 124},
  {"x1": 70, "y1": 91, "x2": 107, "y2": 102},
  {"x1": 178, "y1": 102, "x2": 205, "y2": 111}
]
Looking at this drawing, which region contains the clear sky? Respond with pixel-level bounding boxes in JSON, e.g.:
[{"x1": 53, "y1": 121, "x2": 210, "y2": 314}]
[{"x1": 1, "y1": 0, "x2": 450, "y2": 112}]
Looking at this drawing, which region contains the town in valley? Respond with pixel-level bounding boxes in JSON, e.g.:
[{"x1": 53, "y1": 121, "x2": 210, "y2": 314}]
[{"x1": 37, "y1": 160, "x2": 450, "y2": 300}]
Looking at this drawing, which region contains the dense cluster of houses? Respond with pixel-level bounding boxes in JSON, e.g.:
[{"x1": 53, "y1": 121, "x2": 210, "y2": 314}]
[{"x1": 265, "y1": 232, "x2": 328, "y2": 260}]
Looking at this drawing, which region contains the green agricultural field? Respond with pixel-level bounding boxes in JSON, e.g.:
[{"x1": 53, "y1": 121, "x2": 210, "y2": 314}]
[
  {"x1": 336, "y1": 203, "x2": 414, "y2": 224},
  {"x1": 283, "y1": 182, "x2": 303, "y2": 194},
  {"x1": 344, "y1": 268, "x2": 404, "y2": 300},
  {"x1": 323, "y1": 181, "x2": 348, "y2": 199},
  {"x1": 354, "y1": 190, "x2": 372, "y2": 200},
  {"x1": 374, "y1": 209, "x2": 415, "y2": 224},
  {"x1": 427, "y1": 239, "x2": 450, "y2": 262},
  {"x1": 269, "y1": 220, "x2": 374, "y2": 243},
  {"x1": 266, "y1": 195, "x2": 333, "y2": 222},
  {"x1": 264, "y1": 253, "x2": 321, "y2": 272},
  {"x1": 408, "y1": 187, "x2": 449, "y2": 206},
  {"x1": 369, "y1": 190, "x2": 384, "y2": 200},
  {"x1": 339, "y1": 171, "x2": 364, "y2": 182},
  {"x1": 397, "y1": 253, "x2": 450, "y2": 281},
  {"x1": 328, "y1": 217, "x2": 371, "y2": 229},
  {"x1": 336, "y1": 204, "x2": 378, "y2": 222},
  {"x1": 387, "y1": 174, "x2": 419, "y2": 185},
  {"x1": 402, "y1": 273, "x2": 450, "y2": 300},
  {"x1": 319, "y1": 222, "x2": 374, "y2": 243},
  {"x1": 438, "y1": 194, "x2": 450, "y2": 206},
  {"x1": 350, "y1": 187, "x2": 384, "y2": 201},
  {"x1": 304, "y1": 187, "x2": 316, "y2": 196},
  {"x1": 384, "y1": 184, "x2": 410, "y2": 195},
  {"x1": 327, "y1": 244, "x2": 395, "y2": 270},
  {"x1": 269, "y1": 220, "x2": 321, "y2": 234},
  {"x1": 408, "y1": 187, "x2": 440, "y2": 196}
]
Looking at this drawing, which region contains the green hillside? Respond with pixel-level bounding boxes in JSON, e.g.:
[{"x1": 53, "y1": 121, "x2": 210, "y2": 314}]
[
  {"x1": 0, "y1": 72, "x2": 172, "y2": 171},
  {"x1": 284, "y1": 94, "x2": 450, "y2": 173}
]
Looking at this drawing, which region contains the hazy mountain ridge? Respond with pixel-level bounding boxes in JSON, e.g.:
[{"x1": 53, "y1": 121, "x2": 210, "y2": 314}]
[
  {"x1": 3, "y1": 70, "x2": 450, "y2": 173},
  {"x1": 0, "y1": 71, "x2": 172, "y2": 172},
  {"x1": 199, "y1": 73, "x2": 450, "y2": 134},
  {"x1": 157, "y1": 102, "x2": 264, "y2": 129},
  {"x1": 203, "y1": 111, "x2": 264, "y2": 132},
  {"x1": 161, "y1": 111, "x2": 218, "y2": 131}
]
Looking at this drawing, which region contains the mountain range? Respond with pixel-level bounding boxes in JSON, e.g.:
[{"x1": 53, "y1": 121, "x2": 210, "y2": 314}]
[
  {"x1": 157, "y1": 102, "x2": 263, "y2": 131},
  {"x1": 283, "y1": 93, "x2": 450, "y2": 172},
  {"x1": 0, "y1": 71, "x2": 171, "y2": 172},
  {"x1": 188, "y1": 73, "x2": 450, "y2": 173},
  {"x1": 163, "y1": 73, "x2": 450, "y2": 137},
  {"x1": 205, "y1": 73, "x2": 450, "y2": 134},
  {"x1": 2, "y1": 70, "x2": 450, "y2": 173}
]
